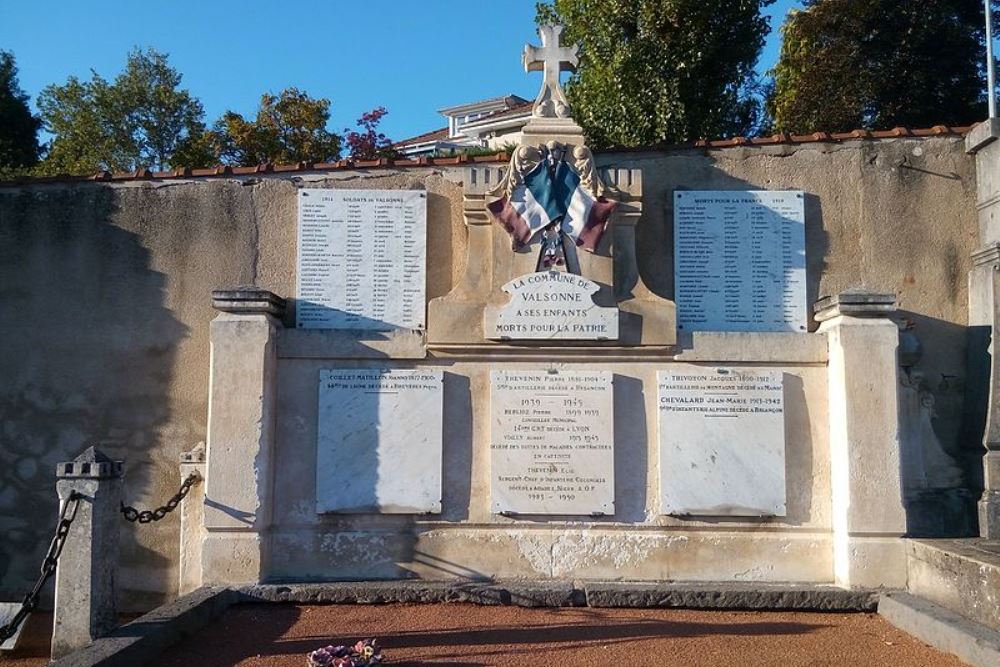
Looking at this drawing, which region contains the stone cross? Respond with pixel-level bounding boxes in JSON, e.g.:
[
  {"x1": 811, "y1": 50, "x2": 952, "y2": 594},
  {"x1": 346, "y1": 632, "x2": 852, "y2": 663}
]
[{"x1": 523, "y1": 24, "x2": 578, "y2": 118}]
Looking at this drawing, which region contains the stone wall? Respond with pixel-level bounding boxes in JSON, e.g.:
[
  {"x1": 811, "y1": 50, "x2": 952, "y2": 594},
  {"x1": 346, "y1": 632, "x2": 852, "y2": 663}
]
[{"x1": 0, "y1": 134, "x2": 977, "y2": 607}]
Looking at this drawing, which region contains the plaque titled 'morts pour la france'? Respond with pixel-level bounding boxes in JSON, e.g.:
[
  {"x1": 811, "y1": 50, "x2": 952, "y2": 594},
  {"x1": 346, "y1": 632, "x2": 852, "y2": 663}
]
[
  {"x1": 674, "y1": 190, "x2": 805, "y2": 332},
  {"x1": 296, "y1": 188, "x2": 426, "y2": 330}
]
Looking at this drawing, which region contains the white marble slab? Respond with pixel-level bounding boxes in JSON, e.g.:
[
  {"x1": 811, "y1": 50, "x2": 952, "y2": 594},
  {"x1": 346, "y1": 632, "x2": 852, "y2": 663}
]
[
  {"x1": 487, "y1": 271, "x2": 618, "y2": 340},
  {"x1": 316, "y1": 369, "x2": 443, "y2": 513},
  {"x1": 658, "y1": 367, "x2": 786, "y2": 516},
  {"x1": 491, "y1": 370, "x2": 614, "y2": 515},
  {"x1": 674, "y1": 190, "x2": 806, "y2": 332},
  {"x1": 296, "y1": 189, "x2": 426, "y2": 330}
]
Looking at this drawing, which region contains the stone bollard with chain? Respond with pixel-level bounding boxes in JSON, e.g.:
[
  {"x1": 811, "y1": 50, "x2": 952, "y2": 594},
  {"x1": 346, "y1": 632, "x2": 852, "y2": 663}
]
[{"x1": 51, "y1": 446, "x2": 124, "y2": 660}]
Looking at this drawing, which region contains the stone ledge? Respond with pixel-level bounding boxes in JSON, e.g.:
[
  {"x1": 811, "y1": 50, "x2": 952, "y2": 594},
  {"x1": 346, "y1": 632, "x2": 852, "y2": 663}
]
[
  {"x1": 673, "y1": 332, "x2": 828, "y2": 364},
  {"x1": 966, "y1": 118, "x2": 1000, "y2": 154},
  {"x1": 583, "y1": 582, "x2": 878, "y2": 611},
  {"x1": 239, "y1": 581, "x2": 580, "y2": 608},
  {"x1": 879, "y1": 592, "x2": 1000, "y2": 667},
  {"x1": 49, "y1": 586, "x2": 238, "y2": 667},
  {"x1": 277, "y1": 328, "x2": 427, "y2": 359}
]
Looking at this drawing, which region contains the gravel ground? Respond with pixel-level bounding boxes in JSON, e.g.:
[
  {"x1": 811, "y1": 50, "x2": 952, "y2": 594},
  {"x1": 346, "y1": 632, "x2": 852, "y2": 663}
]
[{"x1": 137, "y1": 603, "x2": 967, "y2": 667}]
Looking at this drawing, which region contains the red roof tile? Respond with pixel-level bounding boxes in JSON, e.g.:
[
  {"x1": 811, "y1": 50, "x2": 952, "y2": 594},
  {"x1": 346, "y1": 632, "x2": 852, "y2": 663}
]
[{"x1": 0, "y1": 124, "x2": 976, "y2": 187}]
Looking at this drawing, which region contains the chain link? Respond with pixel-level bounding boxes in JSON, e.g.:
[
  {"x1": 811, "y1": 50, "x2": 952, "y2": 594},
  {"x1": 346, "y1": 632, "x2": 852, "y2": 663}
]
[
  {"x1": 0, "y1": 492, "x2": 81, "y2": 644},
  {"x1": 120, "y1": 473, "x2": 199, "y2": 524}
]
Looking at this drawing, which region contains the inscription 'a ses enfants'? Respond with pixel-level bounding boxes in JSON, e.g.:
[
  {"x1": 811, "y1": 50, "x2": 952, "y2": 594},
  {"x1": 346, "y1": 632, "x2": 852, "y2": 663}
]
[{"x1": 487, "y1": 271, "x2": 619, "y2": 340}]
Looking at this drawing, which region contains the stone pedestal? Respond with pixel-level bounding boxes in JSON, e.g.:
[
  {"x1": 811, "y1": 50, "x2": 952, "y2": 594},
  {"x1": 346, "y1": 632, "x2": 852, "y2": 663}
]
[
  {"x1": 51, "y1": 447, "x2": 123, "y2": 660},
  {"x1": 201, "y1": 287, "x2": 284, "y2": 584},
  {"x1": 966, "y1": 121, "x2": 1000, "y2": 538},
  {"x1": 178, "y1": 443, "x2": 205, "y2": 595},
  {"x1": 816, "y1": 291, "x2": 907, "y2": 588}
]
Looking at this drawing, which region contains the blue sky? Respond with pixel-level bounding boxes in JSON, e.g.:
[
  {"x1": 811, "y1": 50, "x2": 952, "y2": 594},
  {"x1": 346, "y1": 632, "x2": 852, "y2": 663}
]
[{"x1": 1, "y1": 0, "x2": 803, "y2": 143}]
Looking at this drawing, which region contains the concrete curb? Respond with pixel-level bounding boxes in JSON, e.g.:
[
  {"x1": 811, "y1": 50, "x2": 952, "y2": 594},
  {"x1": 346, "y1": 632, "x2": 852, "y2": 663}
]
[
  {"x1": 49, "y1": 586, "x2": 238, "y2": 667},
  {"x1": 879, "y1": 592, "x2": 1000, "y2": 667},
  {"x1": 584, "y1": 582, "x2": 880, "y2": 611},
  {"x1": 239, "y1": 581, "x2": 581, "y2": 607},
  {"x1": 240, "y1": 580, "x2": 878, "y2": 611}
]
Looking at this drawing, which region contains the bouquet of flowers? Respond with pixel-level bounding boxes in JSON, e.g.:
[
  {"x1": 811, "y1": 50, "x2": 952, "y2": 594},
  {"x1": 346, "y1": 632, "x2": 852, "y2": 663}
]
[{"x1": 307, "y1": 639, "x2": 384, "y2": 666}]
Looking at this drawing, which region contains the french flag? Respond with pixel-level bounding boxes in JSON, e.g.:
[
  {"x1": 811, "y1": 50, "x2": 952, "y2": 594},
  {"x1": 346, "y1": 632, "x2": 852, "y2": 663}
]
[{"x1": 488, "y1": 159, "x2": 616, "y2": 252}]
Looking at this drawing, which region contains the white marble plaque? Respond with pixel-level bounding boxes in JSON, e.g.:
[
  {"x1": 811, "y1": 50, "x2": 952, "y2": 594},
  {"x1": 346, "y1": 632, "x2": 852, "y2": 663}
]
[
  {"x1": 317, "y1": 369, "x2": 443, "y2": 513},
  {"x1": 491, "y1": 370, "x2": 614, "y2": 515},
  {"x1": 296, "y1": 189, "x2": 426, "y2": 330},
  {"x1": 487, "y1": 271, "x2": 618, "y2": 340},
  {"x1": 658, "y1": 367, "x2": 786, "y2": 516},
  {"x1": 674, "y1": 190, "x2": 806, "y2": 332}
]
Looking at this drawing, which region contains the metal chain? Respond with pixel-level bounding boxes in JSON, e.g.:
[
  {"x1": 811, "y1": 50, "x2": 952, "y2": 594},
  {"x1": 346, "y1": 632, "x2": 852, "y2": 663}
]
[
  {"x1": 120, "y1": 473, "x2": 199, "y2": 524},
  {"x1": 0, "y1": 491, "x2": 81, "y2": 644}
]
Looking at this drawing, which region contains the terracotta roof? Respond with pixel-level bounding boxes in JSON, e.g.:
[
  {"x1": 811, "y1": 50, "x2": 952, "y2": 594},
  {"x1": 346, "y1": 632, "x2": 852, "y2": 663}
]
[
  {"x1": 0, "y1": 124, "x2": 975, "y2": 187},
  {"x1": 391, "y1": 126, "x2": 451, "y2": 147},
  {"x1": 394, "y1": 102, "x2": 534, "y2": 147}
]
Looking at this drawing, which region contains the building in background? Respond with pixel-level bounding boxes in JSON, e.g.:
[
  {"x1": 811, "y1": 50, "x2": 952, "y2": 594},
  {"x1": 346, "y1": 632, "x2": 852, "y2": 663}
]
[{"x1": 394, "y1": 94, "x2": 531, "y2": 157}]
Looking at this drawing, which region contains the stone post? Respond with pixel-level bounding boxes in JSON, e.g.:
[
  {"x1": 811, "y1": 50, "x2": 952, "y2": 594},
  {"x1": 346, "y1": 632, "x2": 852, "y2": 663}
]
[
  {"x1": 815, "y1": 291, "x2": 907, "y2": 589},
  {"x1": 51, "y1": 447, "x2": 123, "y2": 660},
  {"x1": 966, "y1": 120, "x2": 1000, "y2": 537},
  {"x1": 178, "y1": 442, "x2": 206, "y2": 595},
  {"x1": 201, "y1": 287, "x2": 284, "y2": 585}
]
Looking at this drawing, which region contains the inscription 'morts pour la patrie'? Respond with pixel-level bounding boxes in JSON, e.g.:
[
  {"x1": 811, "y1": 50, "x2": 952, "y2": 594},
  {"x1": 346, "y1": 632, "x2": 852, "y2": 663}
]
[
  {"x1": 296, "y1": 188, "x2": 427, "y2": 331},
  {"x1": 487, "y1": 271, "x2": 618, "y2": 340},
  {"x1": 491, "y1": 370, "x2": 614, "y2": 515}
]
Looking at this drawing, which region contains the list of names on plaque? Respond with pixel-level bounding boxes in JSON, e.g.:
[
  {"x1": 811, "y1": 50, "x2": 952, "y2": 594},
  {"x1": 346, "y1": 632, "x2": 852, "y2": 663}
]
[
  {"x1": 658, "y1": 367, "x2": 786, "y2": 517},
  {"x1": 296, "y1": 188, "x2": 426, "y2": 330},
  {"x1": 674, "y1": 190, "x2": 806, "y2": 332},
  {"x1": 490, "y1": 370, "x2": 614, "y2": 515}
]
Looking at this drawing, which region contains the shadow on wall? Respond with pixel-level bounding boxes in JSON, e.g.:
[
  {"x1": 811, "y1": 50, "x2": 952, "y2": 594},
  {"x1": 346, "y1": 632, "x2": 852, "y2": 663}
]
[
  {"x1": 600, "y1": 153, "x2": 830, "y2": 331},
  {"x1": 897, "y1": 310, "x2": 978, "y2": 537},
  {"x1": 0, "y1": 185, "x2": 186, "y2": 604}
]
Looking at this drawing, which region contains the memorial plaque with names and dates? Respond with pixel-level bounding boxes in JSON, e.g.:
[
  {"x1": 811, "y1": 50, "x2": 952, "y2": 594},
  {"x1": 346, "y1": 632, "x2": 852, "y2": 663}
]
[
  {"x1": 674, "y1": 190, "x2": 806, "y2": 332},
  {"x1": 658, "y1": 367, "x2": 786, "y2": 517},
  {"x1": 316, "y1": 369, "x2": 443, "y2": 514},
  {"x1": 296, "y1": 188, "x2": 426, "y2": 330},
  {"x1": 490, "y1": 370, "x2": 614, "y2": 515}
]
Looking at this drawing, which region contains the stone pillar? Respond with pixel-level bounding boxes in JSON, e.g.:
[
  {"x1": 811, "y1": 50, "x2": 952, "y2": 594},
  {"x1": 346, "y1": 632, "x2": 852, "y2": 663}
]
[
  {"x1": 966, "y1": 120, "x2": 1000, "y2": 538},
  {"x1": 815, "y1": 291, "x2": 907, "y2": 589},
  {"x1": 51, "y1": 447, "x2": 123, "y2": 660},
  {"x1": 201, "y1": 287, "x2": 284, "y2": 585},
  {"x1": 178, "y1": 442, "x2": 205, "y2": 595}
]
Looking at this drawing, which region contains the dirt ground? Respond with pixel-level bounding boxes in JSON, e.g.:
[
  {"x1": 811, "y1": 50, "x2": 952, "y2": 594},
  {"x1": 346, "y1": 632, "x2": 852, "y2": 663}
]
[
  {"x1": 0, "y1": 604, "x2": 969, "y2": 667},
  {"x1": 135, "y1": 603, "x2": 967, "y2": 667}
]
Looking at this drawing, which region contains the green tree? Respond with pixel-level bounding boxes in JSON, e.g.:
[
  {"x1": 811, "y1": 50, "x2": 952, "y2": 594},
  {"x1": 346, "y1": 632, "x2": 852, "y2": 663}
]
[
  {"x1": 37, "y1": 48, "x2": 208, "y2": 174},
  {"x1": 210, "y1": 88, "x2": 342, "y2": 166},
  {"x1": 769, "y1": 0, "x2": 999, "y2": 134},
  {"x1": 0, "y1": 51, "x2": 41, "y2": 174},
  {"x1": 536, "y1": 0, "x2": 775, "y2": 147}
]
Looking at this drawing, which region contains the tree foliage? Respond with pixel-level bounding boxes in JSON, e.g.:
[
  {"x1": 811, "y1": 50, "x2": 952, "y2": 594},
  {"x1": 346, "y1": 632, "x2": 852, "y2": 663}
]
[
  {"x1": 769, "y1": 0, "x2": 999, "y2": 133},
  {"x1": 209, "y1": 88, "x2": 342, "y2": 166},
  {"x1": 343, "y1": 106, "x2": 395, "y2": 160},
  {"x1": 0, "y1": 51, "x2": 41, "y2": 174},
  {"x1": 536, "y1": 0, "x2": 775, "y2": 147},
  {"x1": 37, "y1": 48, "x2": 207, "y2": 174}
]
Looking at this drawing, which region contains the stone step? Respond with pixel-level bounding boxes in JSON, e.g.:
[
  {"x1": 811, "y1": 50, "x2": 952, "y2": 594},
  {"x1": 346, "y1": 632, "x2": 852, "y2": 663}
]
[
  {"x1": 906, "y1": 539, "x2": 1000, "y2": 632},
  {"x1": 879, "y1": 592, "x2": 1000, "y2": 667}
]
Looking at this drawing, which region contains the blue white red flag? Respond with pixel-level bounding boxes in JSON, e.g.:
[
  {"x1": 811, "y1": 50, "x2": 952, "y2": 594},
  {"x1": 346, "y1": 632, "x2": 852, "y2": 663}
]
[{"x1": 488, "y1": 159, "x2": 616, "y2": 252}]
